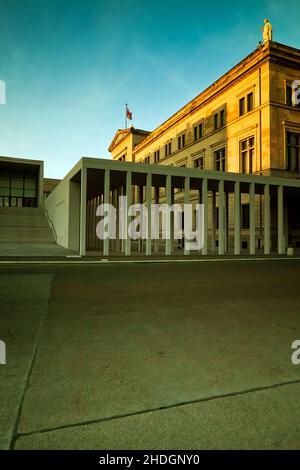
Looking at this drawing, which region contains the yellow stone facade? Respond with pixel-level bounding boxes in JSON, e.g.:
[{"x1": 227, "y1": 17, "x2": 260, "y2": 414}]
[
  {"x1": 108, "y1": 41, "x2": 300, "y2": 253},
  {"x1": 109, "y1": 41, "x2": 300, "y2": 179}
]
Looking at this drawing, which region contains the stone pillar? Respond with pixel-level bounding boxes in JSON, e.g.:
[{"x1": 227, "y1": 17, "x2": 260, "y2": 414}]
[
  {"x1": 125, "y1": 171, "x2": 132, "y2": 256},
  {"x1": 138, "y1": 185, "x2": 143, "y2": 253},
  {"x1": 154, "y1": 187, "x2": 159, "y2": 254},
  {"x1": 225, "y1": 192, "x2": 229, "y2": 253},
  {"x1": 264, "y1": 184, "x2": 270, "y2": 255},
  {"x1": 116, "y1": 187, "x2": 120, "y2": 252},
  {"x1": 249, "y1": 182, "x2": 256, "y2": 255},
  {"x1": 121, "y1": 185, "x2": 125, "y2": 254},
  {"x1": 184, "y1": 176, "x2": 190, "y2": 255},
  {"x1": 234, "y1": 181, "x2": 241, "y2": 255},
  {"x1": 218, "y1": 180, "x2": 225, "y2": 255},
  {"x1": 103, "y1": 168, "x2": 110, "y2": 257},
  {"x1": 277, "y1": 185, "x2": 284, "y2": 254},
  {"x1": 165, "y1": 174, "x2": 172, "y2": 255},
  {"x1": 146, "y1": 173, "x2": 152, "y2": 256},
  {"x1": 201, "y1": 178, "x2": 208, "y2": 255},
  {"x1": 211, "y1": 190, "x2": 216, "y2": 254},
  {"x1": 79, "y1": 167, "x2": 87, "y2": 256}
]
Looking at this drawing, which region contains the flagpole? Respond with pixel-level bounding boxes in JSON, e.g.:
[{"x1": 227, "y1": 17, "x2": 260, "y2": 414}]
[{"x1": 125, "y1": 103, "x2": 127, "y2": 129}]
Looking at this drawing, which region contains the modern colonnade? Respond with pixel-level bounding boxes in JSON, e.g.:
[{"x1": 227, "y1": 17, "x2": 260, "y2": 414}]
[{"x1": 77, "y1": 159, "x2": 294, "y2": 257}]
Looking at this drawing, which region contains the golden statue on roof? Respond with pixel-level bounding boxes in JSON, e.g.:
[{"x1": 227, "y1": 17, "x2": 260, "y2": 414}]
[{"x1": 260, "y1": 19, "x2": 273, "y2": 43}]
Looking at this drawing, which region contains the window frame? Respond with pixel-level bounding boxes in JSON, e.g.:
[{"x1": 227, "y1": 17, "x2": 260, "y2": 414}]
[
  {"x1": 240, "y1": 136, "x2": 255, "y2": 174},
  {"x1": 193, "y1": 155, "x2": 204, "y2": 170},
  {"x1": 239, "y1": 97, "x2": 245, "y2": 116},
  {"x1": 214, "y1": 147, "x2": 226, "y2": 172},
  {"x1": 154, "y1": 149, "x2": 160, "y2": 163},
  {"x1": 177, "y1": 133, "x2": 186, "y2": 150},
  {"x1": 193, "y1": 122, "x2": 203, "y2": 141}
]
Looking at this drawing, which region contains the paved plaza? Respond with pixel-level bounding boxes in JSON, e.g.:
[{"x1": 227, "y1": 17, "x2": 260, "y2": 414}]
[{"x1": 1, "y1": 259, "x2": 300, "y2": 449}]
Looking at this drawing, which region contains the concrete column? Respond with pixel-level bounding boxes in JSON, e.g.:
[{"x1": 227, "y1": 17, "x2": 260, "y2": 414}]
[
  {"x1": 138, "y1": 186, "x2": 143, "y2": 253},
  {"x1": 249, "y1": 182, "x2": 256, "y2": 255},
  {"x1": 94, "y1": 197, "x2": 98, "y2": 251},
  {"x1": 225, "y1": 192, "x2": 228, "y2": 253},
  {"x1": 234, "y1": 181, "x2": 241, "y2": 255},
  {"x1": 283, "y1": 197, "x2": 289, "y2": 253},
  {"x1": 125, "y1": 171, "x2": 132, "y2": 256},
  {"x1": 264, "y1": 184, "x2": 270, "y2": 255},
  {"x1": 121, "y1": 185, "x2": 125, "y2": 254},
  {"x1": 146, "y1": 173, "x2": 152, "y2": 256},
  {"x1": 171, "y1": 186, "x2": 175, "y2": 254},
  {"x1": 218, "y1": 180, "x2": 225, "y2": 255},
  {"x1": 116, "y1": 188, "x2": 120, "y2": 252},
  {"x1": 201, "y1": 178, "x2": 208, "y2": 255},
  {"x1": 165, "y1": 174, "x2": 172, "y2": 256},
  {"x1": 103, "y1": 168, "x2": 110, "y2": 257},
  {"x1": 277, "y1": 185, "x2": 284, "y2": 254},
  {"x1": 184, "y1": 176, "x2": 190, "y2": 255},
  {"x1": 112, "y1": 189, "x2": 118, "y2": 252},
  {"x1": 79, "y1": 167, "x2": 87, "y2": 256},
  {"x1": 211, "y1": 190, "x2": 216, "y2": 253},
  {"x1": 154, "y1": 187, "x2": 159, "y2": 253}
]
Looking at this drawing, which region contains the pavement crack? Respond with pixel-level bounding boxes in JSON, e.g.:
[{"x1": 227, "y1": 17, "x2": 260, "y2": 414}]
[{"x1": 14, "y1": 376, "x2": 300, "y2": 441}]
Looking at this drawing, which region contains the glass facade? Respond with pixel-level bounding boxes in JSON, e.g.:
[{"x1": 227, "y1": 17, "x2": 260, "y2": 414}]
[{"x1": 0, "y1": 171, "x2": 37, "y2": 207}]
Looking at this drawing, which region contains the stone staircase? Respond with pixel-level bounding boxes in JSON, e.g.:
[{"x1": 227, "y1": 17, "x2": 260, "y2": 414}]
[{"x1": 0, "y1": 207, "x2": 55, "y2": 243}]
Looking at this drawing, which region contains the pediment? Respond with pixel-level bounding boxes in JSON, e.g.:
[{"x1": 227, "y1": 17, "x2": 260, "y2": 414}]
[{"x1": 108, "y1": 129, "x2": 131, "y2": 152}]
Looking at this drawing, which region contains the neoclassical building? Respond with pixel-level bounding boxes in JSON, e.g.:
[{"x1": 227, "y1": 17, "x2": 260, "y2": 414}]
[
  {"x1": 108, "y1": 40, "x2": 300, "y2": 253},
  {"x1": 110, "y1": 41, "x2": 300, "y2": 178}
]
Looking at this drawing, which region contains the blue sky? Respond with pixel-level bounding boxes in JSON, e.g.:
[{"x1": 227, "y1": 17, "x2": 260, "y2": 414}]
[{"x1": 0, "y1": 0, "x2": 299, "y2": 178}]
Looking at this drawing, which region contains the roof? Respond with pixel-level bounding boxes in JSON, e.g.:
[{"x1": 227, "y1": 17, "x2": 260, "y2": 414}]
[{"x1": 108, "y1": 127, "x2": 150, "y2": 152}]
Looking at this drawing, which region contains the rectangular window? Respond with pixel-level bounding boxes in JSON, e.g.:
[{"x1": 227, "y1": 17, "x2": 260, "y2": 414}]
[
  {"x1": 214, "y1": 113, "x2": 218, "y2": 130},
  {"x1": 0, "y1": 171, "x2": 37, "y2": 207},
  {"x1": 178, "y1": 134, "x2": 185, "y2": 150},
  {"x1": 194, "y1": 156, "x2": 204, "y2": 169},
  {"x1": 287, "y1": 131, "x2": 300, "y2": 172},
  {"x1": 144, "y1": 156, "x2": 150, "y2": 164},
  {"x1": 214, "y1": 148, "x2": 226, "y2": 172},
  {"x1": 0, "y1": 172, "x2": 10, "y2": 188},
  {"x1": 213, "y1": 109, "x2": 225, "y2": 130},
  {"x1": 239, "y1": 97, "x2": 245, "y2": 116},
  {"x1": 165, "y1": 142, "x2": 172, "y2": 157},
  {"x1": 199, "y1": 123, "x2": 203, "y2": 138},
  {"x1": 220, "y1": 110, "x2": 225, "y2": 127},
  {"x1": 154, "y1": 150, "x2": 160, "y2": 163},
  {"x1": 247, "y1": 92, "x2": 254, "y2": 112},
  {"x1": 240, "y1": 136, "x2": 255, "y2": 174},
  {"x1": 286, "y1": 83, "x2": 293, "y2": 106},
  {"x1": 193, "y1": 123, "x2": 203, "y2": 141}
]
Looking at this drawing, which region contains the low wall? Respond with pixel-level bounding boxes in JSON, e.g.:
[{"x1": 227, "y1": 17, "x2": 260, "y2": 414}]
[{"x1": 45, "y1": 177, "x2": 80, "y2": 250}]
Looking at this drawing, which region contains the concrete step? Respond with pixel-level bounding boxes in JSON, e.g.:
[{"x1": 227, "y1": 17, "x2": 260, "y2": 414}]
[
  {"x1": 0, "y1": 227, "x2": 55, "y2": 242},
  {"x1": 0, "y1": 215, "x2": 50, "y2": 227},
  {"x1": 0, "y1": 207, "x2": 45, "y2": 216},
  {"x1": 0, "y1": 207, "x2": 55, "y2": 242}
]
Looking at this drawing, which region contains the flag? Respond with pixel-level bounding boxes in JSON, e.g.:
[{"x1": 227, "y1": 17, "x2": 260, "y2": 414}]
[{"x1": 126, "y1": 104, "x2": 132, "y2": 120}]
